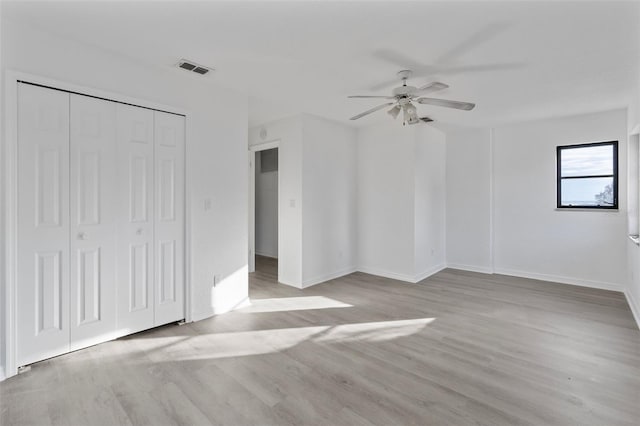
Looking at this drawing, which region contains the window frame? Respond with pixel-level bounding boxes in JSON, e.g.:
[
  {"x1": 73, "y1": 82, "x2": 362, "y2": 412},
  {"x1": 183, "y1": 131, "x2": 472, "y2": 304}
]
[{"x1": 556, "y1": 140, "x2": 619, "y2": 210}]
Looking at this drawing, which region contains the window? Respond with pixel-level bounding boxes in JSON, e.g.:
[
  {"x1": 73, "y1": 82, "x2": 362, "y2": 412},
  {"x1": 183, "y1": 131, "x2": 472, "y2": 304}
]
[{"x1": 556, "y1": 141, "x2": 618, "y2": 209}]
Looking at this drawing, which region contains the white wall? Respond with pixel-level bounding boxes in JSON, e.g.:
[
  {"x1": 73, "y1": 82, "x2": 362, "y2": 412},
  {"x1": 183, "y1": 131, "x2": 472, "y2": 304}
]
[
  {"x1": 357, "y1": 121, "x2": 446, "y2": 282},
  {"x1": 492, "y1": 109, "x2": 628, "y2": 290},
  {"x1": 254, "y1": 150, "x2": 278, "y2": 258},
  {"x1": 357, "y1": 121, "x2": 416, "y2": 280},
  {"x1": 249, "y1": 114, "x2": 357, "y2": 288},
  {"x1": 1, "y1": 19, "x2": 250, "y2": 375},
  {"x1": 249, "y1": 116, "x2": 303, "y2": 286},
  {"x1": 414, "y1": 125, "x2": 447, "y2": 280},
  {"x1": 301, "y1": 115, "x2": 357, "y2": 287},
  {"x1": 0, "y1": 1, "x2": 6, "y2": 379},
  {"x1": 444, "y1": 126, "x2": 493, "y2": 273},
  {"x1": 626, "y1": 79, "x2": 640, "y2": 328},
  {"x1": 445, "y1": 110, "x2": 629, "y2": 293}
]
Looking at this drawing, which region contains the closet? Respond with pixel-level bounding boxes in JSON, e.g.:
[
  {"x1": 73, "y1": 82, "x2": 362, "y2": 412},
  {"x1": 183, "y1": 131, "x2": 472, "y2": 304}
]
[{"x1": 16, "y1": 82, "x2": 185, "y2": 367}]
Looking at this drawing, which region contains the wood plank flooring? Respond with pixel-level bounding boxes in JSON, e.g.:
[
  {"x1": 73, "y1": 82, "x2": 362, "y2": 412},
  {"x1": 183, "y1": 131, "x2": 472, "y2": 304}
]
[{"x1": 2, "y1": 255, "x2": 639, "y2": 425}]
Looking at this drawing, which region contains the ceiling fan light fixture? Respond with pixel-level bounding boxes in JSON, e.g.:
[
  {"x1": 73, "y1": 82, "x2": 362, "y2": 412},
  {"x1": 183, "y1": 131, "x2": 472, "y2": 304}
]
[
  {"x1": 388, "y1": 105, "x2": 401, "y2": 119},
  {"x1": 402, "y1": 102, "x2": 418, "y2": 125},
  {"x1": 404, "y1": 103, "x2": 417, "y2": 116}
]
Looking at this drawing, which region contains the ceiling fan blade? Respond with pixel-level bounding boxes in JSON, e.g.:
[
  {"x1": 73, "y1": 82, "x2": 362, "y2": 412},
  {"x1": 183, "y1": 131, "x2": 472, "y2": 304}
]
[
  {"x1": 417, "y1": 82, "x2": 449, "y2": 94},
  {"x1": 368, "y1": 78, "x2": 401, "y2": 92},
  {"x1": 434, "y1": 23, "x2": 510, "y2": 64},
  {"x1": 373, "y1": 48, "x2": 427, "y2": 73},
  {"x1": 349, "y1": 102, "x2": 394, "y2": 120},
  {"x1": 430, "y1": 62, "x2": 524, "y2": 75},
  {"x1": 399, "y1": 63, "x2": 523, "y2": 82},
  {"x1": 368, "y1": 48, "x2": 438, "y2": 90},
  {"x1": 348, "y1": 95, "x2": 396, "y2": 99},
  {"x1": 416, "y1": 97, "x2": 475, "y2": 111}
]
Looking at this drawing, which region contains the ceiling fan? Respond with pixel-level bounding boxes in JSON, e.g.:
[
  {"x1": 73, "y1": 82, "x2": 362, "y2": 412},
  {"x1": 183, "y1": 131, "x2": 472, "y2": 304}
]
[{"x1": 348, "y1": 70, "x2": 475, "y2": 125}]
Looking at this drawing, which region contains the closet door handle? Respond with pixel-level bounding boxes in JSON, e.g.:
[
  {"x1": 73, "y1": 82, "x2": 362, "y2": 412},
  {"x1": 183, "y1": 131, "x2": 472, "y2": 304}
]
[
  {"x1": 136, "y1": 228, "x2": 143, "y2": 235},
  {"x1": 77, "y1": 232, "x2": 87, "y2": 240}
]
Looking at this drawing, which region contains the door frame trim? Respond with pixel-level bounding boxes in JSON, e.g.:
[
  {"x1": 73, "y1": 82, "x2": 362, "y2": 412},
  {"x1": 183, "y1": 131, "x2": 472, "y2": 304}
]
[
  {"x1": 248, "y1": 141, "x2": 280, "y2": 278},
  {"x1": 3, "y1": 70, "x2": 191, "y2": 379}
]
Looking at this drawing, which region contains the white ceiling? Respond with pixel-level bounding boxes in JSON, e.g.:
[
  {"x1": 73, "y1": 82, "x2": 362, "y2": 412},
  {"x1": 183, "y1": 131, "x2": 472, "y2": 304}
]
[{"x1": 4, "y1": 0, "x2": 640, "y2": 128}]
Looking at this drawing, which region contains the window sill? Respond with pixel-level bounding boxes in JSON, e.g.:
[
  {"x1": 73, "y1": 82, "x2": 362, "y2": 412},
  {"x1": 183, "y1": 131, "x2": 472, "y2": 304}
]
[
  {"x1": 629, "y1": 235, "x2": 640, "y2": 246},
  {"x1": 555, "y1": 208, "x2": 619, "y2": 212}
]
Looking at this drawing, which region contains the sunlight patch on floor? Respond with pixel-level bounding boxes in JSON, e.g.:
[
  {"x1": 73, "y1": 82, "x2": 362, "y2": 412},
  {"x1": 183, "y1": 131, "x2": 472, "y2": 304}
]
[
  {"x1": 315, "y1": 318, "x2": 436, "y2": 343},
  {"x1": 239, "y1": 296, "x2": 353, "y2": 313},
  {"x1": 140, "y1": 318, "x2": 437, "y2": 362}
]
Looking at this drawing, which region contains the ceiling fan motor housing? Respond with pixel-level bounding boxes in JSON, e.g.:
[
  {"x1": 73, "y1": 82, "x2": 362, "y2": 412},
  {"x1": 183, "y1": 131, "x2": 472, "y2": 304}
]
[{"x1": 393, "y1": 85, "x2": 417, "y2": 97}]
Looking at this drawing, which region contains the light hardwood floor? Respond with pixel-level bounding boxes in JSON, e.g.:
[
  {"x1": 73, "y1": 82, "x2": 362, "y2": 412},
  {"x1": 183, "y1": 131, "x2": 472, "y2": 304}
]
[{"x1": 2, "y1": 255, "x2": 639, "y2": 425}]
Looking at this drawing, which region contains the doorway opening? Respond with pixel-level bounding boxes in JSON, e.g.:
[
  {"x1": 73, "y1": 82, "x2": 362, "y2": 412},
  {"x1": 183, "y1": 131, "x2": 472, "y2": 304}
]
[{"x1": 249, "y1": 142, "x2": 280, "y2": 280}]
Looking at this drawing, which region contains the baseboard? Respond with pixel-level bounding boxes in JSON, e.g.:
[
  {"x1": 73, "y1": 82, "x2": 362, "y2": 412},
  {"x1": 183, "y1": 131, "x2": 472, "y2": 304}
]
[
  {"x1": 192, "y1": 296, "x2": 252, "y2": 321},
  {"x1": 625, "y1": 290, "x2": 640, "y2": 330},
  {"x1": 356, "y1": 266, "x2": 416, "y2": 284},
  {"x1": 414, "y1": 263, "x2": 447, "y2": 283},
  {"x1": 191, "y1": 307, "x2": 215, "y2": 322},
  {"x1": 301, "y1": 266, "x2": 357, "y2": 288},
  {"x1": 493, "y1": 267, "x2": 624, "y2": 292},
  {"x1": 277, "y1": 279, "x2": 304, "y2": 289},
  {"x1": 220, "y1": 296, "x2": 252, "y2": 313},
  {"x1": 446, "y1": 263, "x2": 494, "y2": 274},
  {"x1": 357, "y1": 264, "x2": 447, "y2": 284},
  {"x1": 255, "y1": 251, "x2": 278, "y2": 259}
]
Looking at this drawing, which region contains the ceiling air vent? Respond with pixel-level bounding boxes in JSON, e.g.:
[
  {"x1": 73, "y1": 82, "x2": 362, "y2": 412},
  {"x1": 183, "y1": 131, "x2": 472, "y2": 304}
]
[
  {"x1": 192, "y1": 66, "x2": 209, "y2": 75},
  {"x1": 177, "y1": 59, "x2": 213, "y2": 75}
]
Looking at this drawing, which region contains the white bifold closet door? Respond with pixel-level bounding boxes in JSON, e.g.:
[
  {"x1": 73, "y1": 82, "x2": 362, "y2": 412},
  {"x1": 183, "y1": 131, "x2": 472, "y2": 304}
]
[
  {"x1": 18, "y1": 87, "x2": 120, "y2": 363},
  {"x1": 153, "y1": 112, "x2": 185, "y2": 326},
  {"x1": 116, "y1": 104, "x2": 155, "y2": 334},
  {"x1": 69, "y1": 94, "x2": 118, "y2": 351},
  {"x1": 17, "y1": 83, "x2": 185, "y2": 368},
  {"x1": 116, "y1": 106, "x2": 185, "y2": 332},
  {"x1": 17, "y1": 84, "x2": 71, "y2": 366}
]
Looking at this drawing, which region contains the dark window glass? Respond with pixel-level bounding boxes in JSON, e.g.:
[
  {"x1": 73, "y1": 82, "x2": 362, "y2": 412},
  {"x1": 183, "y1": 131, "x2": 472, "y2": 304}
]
[{"x1": 557, "y1": 141, "x2": 618, "y2": 209}]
